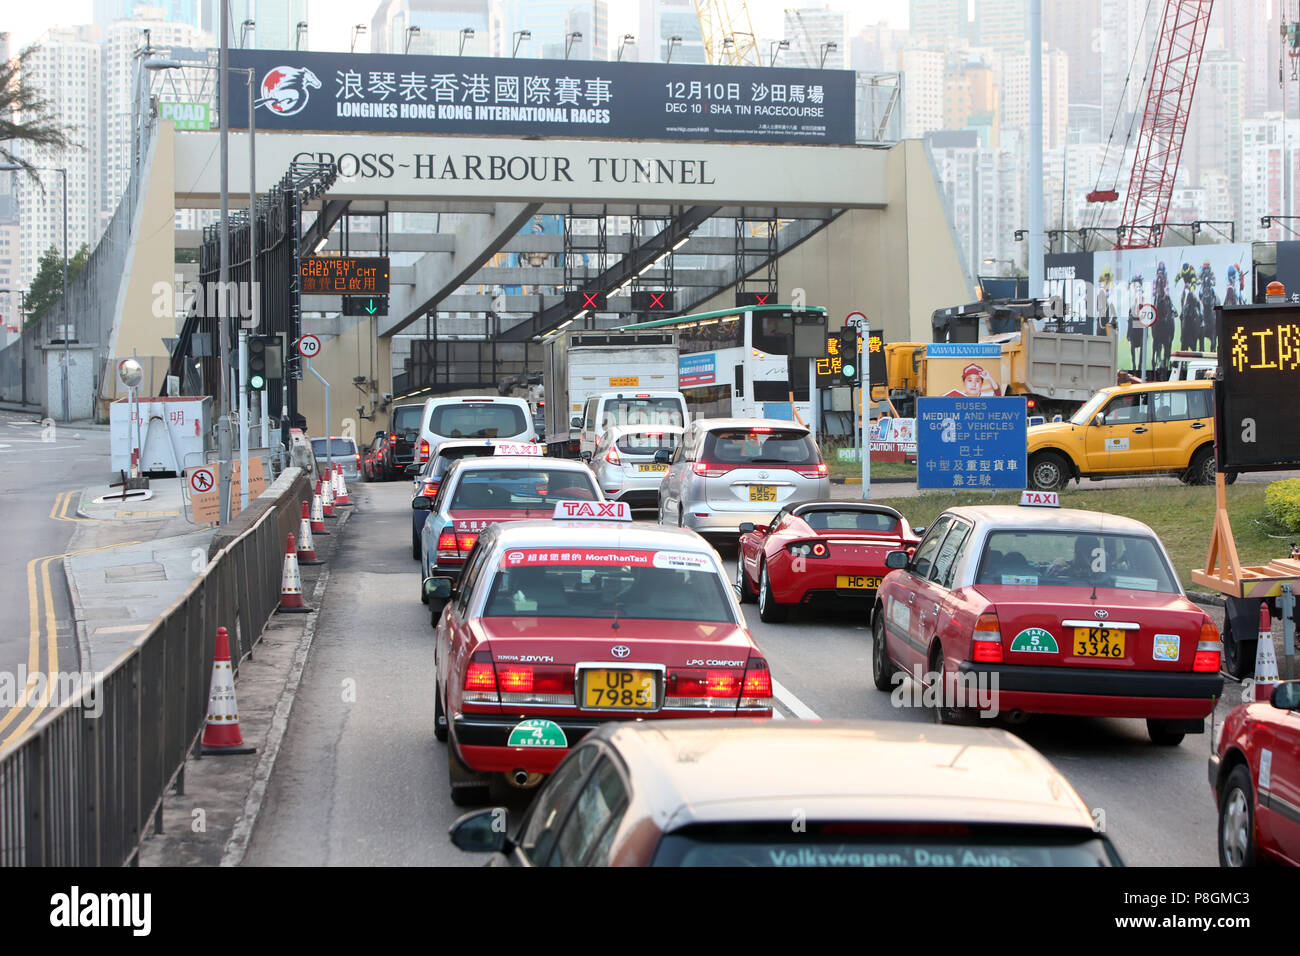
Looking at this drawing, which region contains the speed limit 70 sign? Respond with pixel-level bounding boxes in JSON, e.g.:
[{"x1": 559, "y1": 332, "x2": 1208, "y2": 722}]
[{"x1": 297, "y1": 334, "x2": 322, "y2": 359}]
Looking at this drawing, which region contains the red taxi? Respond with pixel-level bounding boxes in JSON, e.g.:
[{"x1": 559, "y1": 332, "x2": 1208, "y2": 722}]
[
  {"x1": 736, "y1": 501, "x2": 922, "y2": 622},
  {"x1": 1210, "y1": 680, "x2": 1300, "y2": 866},
  {"x1": 426, "y1": 503, "x2": 775, "y2": 806},
  {"x1": 870, "y1": 495, "x2": 1224, "y2": 745}
]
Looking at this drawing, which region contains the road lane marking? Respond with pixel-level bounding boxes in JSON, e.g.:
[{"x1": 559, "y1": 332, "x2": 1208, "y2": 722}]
[{"x1": 771, "y1": 677, "x2": 820, "y2": 721}]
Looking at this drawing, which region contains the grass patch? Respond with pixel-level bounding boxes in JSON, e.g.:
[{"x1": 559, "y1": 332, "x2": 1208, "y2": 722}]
[
  {"x1": 879, "y1": 483, "x2": 1295, "y2": 593},
  {"x1": 829, "y1": 460, "x2": 917, "y2": 481}
]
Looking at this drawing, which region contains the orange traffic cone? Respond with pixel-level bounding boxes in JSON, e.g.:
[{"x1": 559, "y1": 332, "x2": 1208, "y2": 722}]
[
  {"x1": 321, "y1": 469, "x2": 336, "y2": 516},
  {"x1": 275, "y1": 533, "x2": 313, "y2": 614},
  {"x1": 311, "y1": 480, "x2": 329, "y2": 534},
  {"x1": 201, "y1": 626, "x2": 256, "y2": 755},
  {"x1": 334, "y1": 463, "x2": 352, "y2": 506},
  {"x1": 1254, "y1": 602, "x2": 1281, "y2": 697},
  {"x1": 297, "y1": 501, "x2": 323, "y2": 565}
]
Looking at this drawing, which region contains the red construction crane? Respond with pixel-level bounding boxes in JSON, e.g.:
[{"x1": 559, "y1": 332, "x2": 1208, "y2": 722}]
[{"x1": 1086, "y1": 0, "x2": 1215, "y2": 249}]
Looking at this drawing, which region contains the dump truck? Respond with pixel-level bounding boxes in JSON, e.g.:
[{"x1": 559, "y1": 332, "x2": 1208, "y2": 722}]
[
  {"x1": 542, "y1": 329, "x2": 680, "y2": 456},
  {"x1": 872, "y1": 298, "x2": 1118, "y2": 420}
]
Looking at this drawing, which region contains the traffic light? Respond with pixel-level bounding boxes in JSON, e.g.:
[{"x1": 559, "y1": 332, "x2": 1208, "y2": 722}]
[
  {"x1": 837, "y1": 329, "x2": 860, "y2": 386},
  {"x1": 248, "y1": 334, "x2": 281, "y2": 390}
]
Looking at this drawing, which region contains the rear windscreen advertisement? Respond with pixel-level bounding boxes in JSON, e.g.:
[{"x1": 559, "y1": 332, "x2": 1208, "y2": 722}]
[
  {"x1": 1044, "y1": 243, "x2": 1251, "y2": 379},
  {"x1": 227, "y1": 49, "x2": 855, "y2": 144}
]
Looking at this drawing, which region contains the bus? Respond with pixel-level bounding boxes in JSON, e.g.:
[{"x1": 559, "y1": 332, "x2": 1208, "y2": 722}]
[{"x1": 620, "y1": 304, "x2": 828, "y2": 425}]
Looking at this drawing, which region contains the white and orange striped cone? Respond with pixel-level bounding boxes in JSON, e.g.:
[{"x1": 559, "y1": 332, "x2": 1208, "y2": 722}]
[
  {"x1": 275, "y1": 533, "x2": 314, "y2": 614},
  {"x1": 297, "y1": 501, "x2": 323, "y2": 565},
  {"x1": 334, "y1": 463, "x2": 352, "y2": 506},
  {"x1": 310, "y1": 480, "x2": 329, "y2": 535},
  {"x1": 321, "y1": 469, "x2": 336, "y2": 516},
  {"x1": 1254, "y1": 602, "x2": 1281, "y2": 697},
  {"x1": 201, "y1": 626, "x2": 255, "y2": 755}
]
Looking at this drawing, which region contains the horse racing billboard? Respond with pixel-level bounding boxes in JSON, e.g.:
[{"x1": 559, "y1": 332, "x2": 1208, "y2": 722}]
[
  {"x1": 1045, "y1": 243, "x2": 1252, "y2": 378},
  {"x1": 226, "y1": 49, "x2": 856, "y2": 145}
]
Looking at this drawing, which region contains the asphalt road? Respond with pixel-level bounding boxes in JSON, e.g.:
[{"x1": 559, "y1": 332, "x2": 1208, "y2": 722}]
[
  {"x1": 245, "y1": 477, "x2": 1242, "y2": 867},
  {"x1": 0, "y1": 412, "x2": 108, "y2": 748}
]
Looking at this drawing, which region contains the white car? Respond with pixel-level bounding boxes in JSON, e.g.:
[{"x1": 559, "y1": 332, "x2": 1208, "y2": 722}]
[
  {"x1": 414, "y1": 396, "x2": 536, "y2": 468},
  {"x1": 578, "y1": 390, "x2": 687, "y2": 461},
  {"x1": 586, "y1": 424, "x2": 684, "y2": 510}
]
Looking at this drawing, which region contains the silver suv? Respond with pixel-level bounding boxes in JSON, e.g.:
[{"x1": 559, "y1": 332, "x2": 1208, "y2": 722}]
[{"x1": 657, "y1": 418, "x2": 830, "y2": 535}]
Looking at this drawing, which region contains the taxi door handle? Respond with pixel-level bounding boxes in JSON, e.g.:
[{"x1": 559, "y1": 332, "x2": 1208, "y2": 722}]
[
  {"x1": 908, "y1": 592, "x2": 915, "y2": 604},
  {"x1": 1190, "y1": 422, "x2": 1206, "y2": 429},
  {"x1": 1132, "y1": 426, "x2": 1148, "y2": 434},
  {"x1": 931, "y1": 605, "x2": 940, "y2": 617}
]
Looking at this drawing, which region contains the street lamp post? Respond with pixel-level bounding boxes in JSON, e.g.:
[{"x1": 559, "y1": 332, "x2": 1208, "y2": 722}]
[
  {"x1": 512, "y1": 30, "x2": 531, "y2": 57},
  {"x1": 819, "y1": 41, "x2": 837, "y2": 69},
  {"x1": 666, "y1": 36, "x2": 682, "y2": 63},
  {"x1": 404, "y1": 26, "x2": 421, "y2": 54},
  {"x1": 769, "y1": 39, "x2": 789, "y2": 67},
  {"x1": 459, "y1": 28, "x2": 475, "y2": 55},
  {"x1": 565, "y1": 31, "x2": 583, "y2": 59},
  {"x1": 616, "y1": 34, "x2": 634, "y2": 61}
]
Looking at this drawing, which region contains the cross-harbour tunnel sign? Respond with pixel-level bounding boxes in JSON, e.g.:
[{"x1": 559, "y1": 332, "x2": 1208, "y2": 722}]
[
  {"x1": 172, "y1": 133, "x2": 890, "y2": 207},
  {"x1": 226, "y1": 49, "x2": 855, "y2": 145}
]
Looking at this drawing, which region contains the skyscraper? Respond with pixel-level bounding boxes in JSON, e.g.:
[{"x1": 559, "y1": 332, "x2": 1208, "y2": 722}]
[
  {"x1": 909, "y1": 0, "x2": 965, "y2": 48},
  {"x1": 972, "y1": 0, "x2": 1029, "y2": 55},
  {"x1": 223, "y1": 0, "x2": 308, "y2": 50},
  {"x1": 13, "y1": 26, "x2": 103, "y2": 289},
  {"x1": 638, "y1": 0, "x2": 706, "y2": 65},
  {"x1": 783, "y1": 6, "x2": 848, "y2": 70},
  {"x1": 370, "y1": 0, "x2": 495, "y2": 57}
]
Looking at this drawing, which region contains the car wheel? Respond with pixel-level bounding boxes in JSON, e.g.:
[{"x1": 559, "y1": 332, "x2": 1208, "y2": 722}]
[
  {"x1": 1218, "y1": 765, "x2": 1257, "y2": 867},
  {"x1": 434, "y1": 684, "x2": 448, "y2": 743},
  {"x1": 1028, "y1": 452, "x2": 1069, "y2": 491},
  {"x1": 1146, "y1": 718, "x2": 1186, "y2": 746},
  {"x1": 447, "y1": 741, "x2": 491, "y2": 807},
  {"x1": 871, "y1": 609, "x2": 897, "y2": 692},
  {"x1": 736, "y1": 554, "x2": 757, "y2": 604},
  {"x1": 758, "y1": 561, "x2": 788, "y2": 623},
  {"x1": 928, "y1": 646, "x2": 973, "y2": 724},
  {"x1": 1187, "y1": 446, "x2": 1217, "y2": 486},
  {"x1": 1220, "y1": 613, "x2": 1255, "y2": 681}
]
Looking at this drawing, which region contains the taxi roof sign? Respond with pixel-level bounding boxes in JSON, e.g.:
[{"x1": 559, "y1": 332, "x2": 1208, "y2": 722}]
[
  {"x1": 1020, "y1": 490, "x2": 1060, "y2": 507},
  {"x1": 493, "y1": 442, "x2": 544, "y2": 456},
  {"x1": 552, "y1": 500, "x2": 632, "y2": 521}
]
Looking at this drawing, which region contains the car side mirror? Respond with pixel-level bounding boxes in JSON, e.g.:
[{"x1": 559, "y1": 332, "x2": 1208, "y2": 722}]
[
  {"x1": 1093, "y1": 413, "x2": 1106, "y2": 426},
  {"x1": 1270, "y1": 681, "x2": 1300, "y2": 711},
  {"x1": 448, "y1": 808, "x2": 510, "y2": 853},
  {"x1": 653, "y1": 449, "x2": 672, "y2": 464},
  {"x1": 571, "y1": 417, "x2": 583, "y2": 429},
  {"x1": 738, "y1": 522, "x2": 755, "y2": 534},
  {"x1": 885, "y1": 550, "x2": 909, "y2": 570},
  {"x1": 580, "y1": 451, "x2": 593, "y2": 462},
  {"x1": 912, "y1": 526, "x2": 926, "y2": 537},
  {"x1": 405, "y1": 464, "x2": 420, "y2": 476},
  {"x1": 412, "y1": 496, "x2": 432, "y2": 511},
  {"x1": 424, "y1": 577, "x2": 454, "y2": 602}
]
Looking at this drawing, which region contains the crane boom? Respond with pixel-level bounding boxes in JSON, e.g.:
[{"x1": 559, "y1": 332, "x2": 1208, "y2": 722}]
[
  {"x1": 693, "y1": 0, "x2": 761, "y2": 66},
  {"x1": 1116, "y1": 0, "x2": 1214, "y2": 248}
]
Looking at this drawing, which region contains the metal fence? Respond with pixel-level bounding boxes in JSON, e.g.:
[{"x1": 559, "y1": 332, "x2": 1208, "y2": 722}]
[{"x1": 0, "y1": 468, "x2": 311, "y2": 866}]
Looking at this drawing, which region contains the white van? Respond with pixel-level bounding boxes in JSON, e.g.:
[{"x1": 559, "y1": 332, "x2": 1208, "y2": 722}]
[
  {"x1": 1168, "y1": 351, "x2": 1217, "y2": 382},
  {"x1": 578, "y1": 390, "x2": 688, "y2": 460},
  {"x1": 414, "y1": 396, "x2": 536, "y2": 467}
]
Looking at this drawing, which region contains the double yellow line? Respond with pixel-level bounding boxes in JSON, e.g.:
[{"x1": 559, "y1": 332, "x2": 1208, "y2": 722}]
[{"x1": 0, "y1": 492, "x2": 136, "y2": 751}]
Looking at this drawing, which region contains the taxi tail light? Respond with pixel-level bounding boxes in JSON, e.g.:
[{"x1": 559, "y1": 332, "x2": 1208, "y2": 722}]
[
  {"x1": 740, "y1": 657, "x2": 774, "y2": 709},
  {"x1": 497, "y1": 665, "x2": 575, "y2": 702},
  {"x1": 605, "y1": 445, "x2": 622, "y2": 466},
  {"x1": 791, "y1": 462, "x2": 829, "y2": 478},
  {"x1": 418, "y1": 439, "x2": 430, "y2": 463},
  {"x1": 463, "y1": 650, "x2": 499, "y2": 703},
  {"x1": 457, "y1": 532, "x2": 478, "y2": 551},
  {"x1": 665, "y1": 667, "x2": 744, "y2": 708},
  {"x1": 420, "y1": 479, "x2": 440, "y2": 497},
  {"x1": 693, "y1": 460, "x2": 733, "y2": 478},
  {"x1": 972, "y1": 611, "x2": 1003, "y2": 663},
  {"x1": 1193, "y1": 618, "x2": 1223, "y2": 673}
]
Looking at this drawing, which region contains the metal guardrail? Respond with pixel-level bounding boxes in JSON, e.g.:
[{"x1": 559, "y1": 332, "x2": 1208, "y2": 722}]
[{"x1": 0, "y1": 469, "x2": 308, "y2": 866}]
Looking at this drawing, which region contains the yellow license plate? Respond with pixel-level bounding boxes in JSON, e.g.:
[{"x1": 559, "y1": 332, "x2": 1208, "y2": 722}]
[
  {"x1": 1072, "y1": 627, "x2": 1126, "y2": 659},
  {"x1": 637, "y1": 463, "x2": 668, "y2": 473},
  {"x1": 836, "y1": 575, "x2": 882, "y2": 590},
  {"x1": 583, "y1": 669, "x2": 656, "y2": 709},
  {"x1": 749, "y1": 485, "x2": 777, "y2": 502}
]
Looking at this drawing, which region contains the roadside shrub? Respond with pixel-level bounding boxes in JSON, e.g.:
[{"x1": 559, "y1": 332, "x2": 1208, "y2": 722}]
[{"x1": 1265, "y1": 479, "x2": 1300, "y2": 532}]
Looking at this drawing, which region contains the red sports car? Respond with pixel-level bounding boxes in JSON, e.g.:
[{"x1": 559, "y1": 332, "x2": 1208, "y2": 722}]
[
  {"x1": 736, "y1": 501, "x2": 922, "y2": 622},
  {"x1": 1210, "y1": 680, "x2": 1300, "y2": 866}
]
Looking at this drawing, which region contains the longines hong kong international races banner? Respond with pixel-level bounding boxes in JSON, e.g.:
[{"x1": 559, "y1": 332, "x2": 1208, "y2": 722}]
[
  {"x1": 226, "y1": 50, "x2": 856, "y2": 145},
  {"x1": 1045, "y1": 243, "x2": 1252, "y2": 378}
]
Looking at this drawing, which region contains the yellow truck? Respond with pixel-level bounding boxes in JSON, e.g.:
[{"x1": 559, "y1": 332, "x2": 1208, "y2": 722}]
[{"x1": 873, "y1": 299, "x2": 1117, "y2": 420}]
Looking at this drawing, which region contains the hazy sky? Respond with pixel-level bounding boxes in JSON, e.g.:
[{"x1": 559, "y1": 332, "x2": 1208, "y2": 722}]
[{"x1": 6, "y1": 0, "x2": 913, "y2": 55}]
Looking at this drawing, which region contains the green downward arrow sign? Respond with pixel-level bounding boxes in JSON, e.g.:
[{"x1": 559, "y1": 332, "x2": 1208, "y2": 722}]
[{"x1": 365, "y1": 299, "x2": 377, "y2": 315}]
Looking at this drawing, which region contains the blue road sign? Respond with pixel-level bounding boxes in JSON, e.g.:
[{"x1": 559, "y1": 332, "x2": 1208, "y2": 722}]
[{"x1": 917, "y1": 397, "x2": 1027, "y2": 490}]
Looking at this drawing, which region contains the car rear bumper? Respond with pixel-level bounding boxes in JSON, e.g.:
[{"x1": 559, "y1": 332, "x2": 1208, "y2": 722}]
[
  {"x1": 453, "y1": 710, "x2": 771, "y2": 773},
  {"x1": 683, "y1": 507, "x2": 785, "y2": 534},
  {"x1": 957, "y1": 661, "x2": 1222, "y2": 721},
  {"x1": 610, "y1": 489, "x2": 661, "y2": 509}
]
